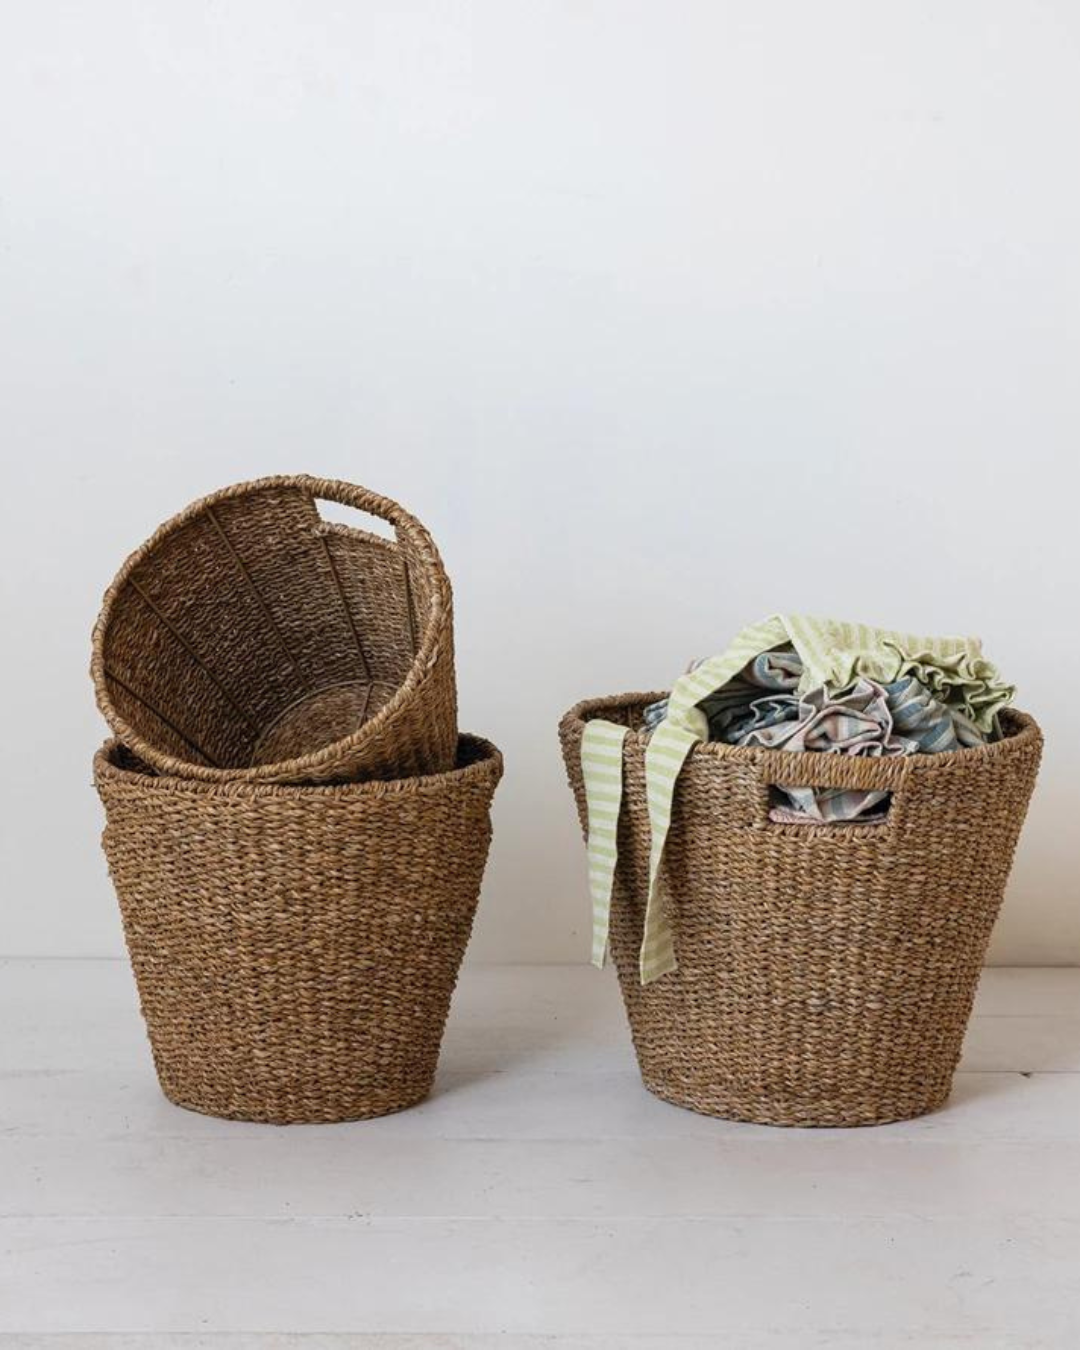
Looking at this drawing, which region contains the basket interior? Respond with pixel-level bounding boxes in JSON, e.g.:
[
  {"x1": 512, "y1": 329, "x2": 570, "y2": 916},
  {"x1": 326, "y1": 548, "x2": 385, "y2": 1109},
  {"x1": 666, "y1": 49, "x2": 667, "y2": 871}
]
[
  {"x1": 101, "y1": 733, "x2": 494, "y2": 784},
  {"x1": 99, "y1": 482, "x2": 437, "y2": 769},
  {"x1": 578, "y1": 697, "x2": 1031, "y2": 749}
]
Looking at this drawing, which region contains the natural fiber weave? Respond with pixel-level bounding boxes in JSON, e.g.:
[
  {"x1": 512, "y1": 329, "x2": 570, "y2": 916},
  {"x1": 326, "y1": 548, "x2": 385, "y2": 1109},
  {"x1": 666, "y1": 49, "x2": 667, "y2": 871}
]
[
  {"x1": 560, "y1": 694, "x2": 1043, "y2": 1127},
  {"x1": 92, "y1": 475, "x2": 457, "y2": 785},
  {"x1": 95, "y1": 735, "x2": 502, "y2": 1124}
]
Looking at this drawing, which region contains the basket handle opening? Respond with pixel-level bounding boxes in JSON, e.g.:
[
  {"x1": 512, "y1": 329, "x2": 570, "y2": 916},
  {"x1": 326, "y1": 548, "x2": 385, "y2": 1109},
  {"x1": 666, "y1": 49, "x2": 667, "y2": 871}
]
[
  {"x1": 753, "y1": 753, "x2": 913, "y2": 831},
  {"x1": 315, "y1": 497, "x2": 397, "y2": 541},
  {"x1": 767, "y1": 783, "x2": 893, "y2": 827}
]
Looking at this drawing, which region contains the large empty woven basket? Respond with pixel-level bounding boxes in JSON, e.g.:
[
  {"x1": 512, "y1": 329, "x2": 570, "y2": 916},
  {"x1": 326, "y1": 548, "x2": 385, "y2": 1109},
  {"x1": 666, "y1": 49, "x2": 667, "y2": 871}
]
[
  {"x1": 91, "y1": 475, "x2": 456, "y2": 784},
  {"x1": 95, "y1": 734, "x2": 503, "y2": 1123}
]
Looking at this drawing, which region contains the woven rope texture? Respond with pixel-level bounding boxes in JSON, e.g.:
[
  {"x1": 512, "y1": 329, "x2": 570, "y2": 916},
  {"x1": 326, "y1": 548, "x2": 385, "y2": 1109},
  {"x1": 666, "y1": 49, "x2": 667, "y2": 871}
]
[
  {"x1": 95, "y1": 735, "x2": 502, "y2": 1124},
  {"x1": 560, "y1": 695, "x2": 1042, "y2": 1127},
  {"x1": 92, "y1": 475, "x2": 457, "y2": 785}
]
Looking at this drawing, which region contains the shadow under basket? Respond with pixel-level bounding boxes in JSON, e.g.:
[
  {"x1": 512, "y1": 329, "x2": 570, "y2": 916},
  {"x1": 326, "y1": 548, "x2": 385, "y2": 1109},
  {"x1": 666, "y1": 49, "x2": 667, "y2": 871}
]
[
  {"x1": 560, "y1": 695, "x2": 1044, "y2": 1128},
  {"x1": 91, "y1": 474, "x2": 457, "y2": 785},
  {"x1": 95, "y1": 735, "x2": 502, "y2": 1124}
]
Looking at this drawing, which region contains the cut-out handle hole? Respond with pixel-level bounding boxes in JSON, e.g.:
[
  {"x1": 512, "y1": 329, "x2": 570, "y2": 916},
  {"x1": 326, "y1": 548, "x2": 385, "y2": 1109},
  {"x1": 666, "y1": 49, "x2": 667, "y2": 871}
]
[
  {"x1": 768, "y1": 785, "x2": 893, "y2": 826},
  {"x1": 315, "y1": 498, "x2": 397, "y2": 541}
]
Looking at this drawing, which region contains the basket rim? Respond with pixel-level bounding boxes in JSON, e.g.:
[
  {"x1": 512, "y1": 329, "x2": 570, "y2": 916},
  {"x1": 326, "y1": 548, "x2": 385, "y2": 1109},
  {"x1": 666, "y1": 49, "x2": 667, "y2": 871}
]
[
  {"x1": 90, "y1": 474, "x2": 454, "y2": 784},
  {"x1": 560, "y1": 691, "x2": 1042, "y2": 782},
  {"x1": 95, "y1": 731, "x2": 501, "y2": 800}
]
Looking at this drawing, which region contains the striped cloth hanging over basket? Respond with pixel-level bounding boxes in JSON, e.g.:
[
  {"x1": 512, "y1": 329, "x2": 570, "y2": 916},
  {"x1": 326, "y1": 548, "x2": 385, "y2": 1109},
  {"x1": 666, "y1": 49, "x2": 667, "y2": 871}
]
[
  {"x1": 95, "y1": 735, "x2": 503, "y2": 1124},
  {"x1": 560, "y1": 693, "x2": 1043, "y2": 1128},
  {"x1": 91, "y1": 474, "x2": 457, "y2": 785}
]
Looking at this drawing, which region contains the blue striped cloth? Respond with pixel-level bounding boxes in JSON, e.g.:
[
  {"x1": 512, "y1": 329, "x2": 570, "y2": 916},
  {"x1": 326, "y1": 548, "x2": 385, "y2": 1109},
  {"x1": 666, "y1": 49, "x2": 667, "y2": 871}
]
[{"x1": 643, "y1": 654, "x2": 990, "y2": 823}]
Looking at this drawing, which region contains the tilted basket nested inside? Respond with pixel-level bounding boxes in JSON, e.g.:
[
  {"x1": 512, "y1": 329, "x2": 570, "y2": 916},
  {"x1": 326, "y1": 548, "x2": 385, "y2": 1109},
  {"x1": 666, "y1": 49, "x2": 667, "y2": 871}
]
[
  {"x1": 92, "y1": 475, "x2": 457, "y2": 784},
  {"x1": 95, "y1": 735, "x2": 503, "y2": 1123},
  {"x1": 560, "y1": 694, "x2": 1043, "y2": 1128}
]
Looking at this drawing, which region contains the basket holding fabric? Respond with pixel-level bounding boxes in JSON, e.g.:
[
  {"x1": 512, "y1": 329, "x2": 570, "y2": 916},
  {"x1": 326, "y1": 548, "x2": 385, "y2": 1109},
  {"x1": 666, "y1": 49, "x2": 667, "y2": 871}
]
[
  {"x1": 560, "y1": 614, "x2": 1042, "y2": 1127},
  {"x1": 593, "y1": 615, "x2": 1019, "y2": 982},
  {"x1": 642, "y1": 639, "x2": 1012, "y2": 826}
]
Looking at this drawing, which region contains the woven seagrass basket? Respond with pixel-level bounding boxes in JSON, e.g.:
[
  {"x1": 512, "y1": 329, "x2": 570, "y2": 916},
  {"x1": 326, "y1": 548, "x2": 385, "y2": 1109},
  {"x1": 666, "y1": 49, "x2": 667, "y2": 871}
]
[
  {"x1": 95, "y1": 734, "x2": 502, "y2": 1123},
  {"x1": 560, "y1": 694, "x2": 1043, "y2": 1128},
  {"x1": 92, "y1": 475, "x2": 456, "y2": 785}
]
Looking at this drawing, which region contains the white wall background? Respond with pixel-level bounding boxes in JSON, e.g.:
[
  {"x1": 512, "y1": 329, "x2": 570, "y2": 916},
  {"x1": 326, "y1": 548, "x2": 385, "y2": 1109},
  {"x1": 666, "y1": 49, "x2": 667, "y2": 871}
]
[{"x1": 1, "y1": 1, "x2": 1077, "y2": 964}]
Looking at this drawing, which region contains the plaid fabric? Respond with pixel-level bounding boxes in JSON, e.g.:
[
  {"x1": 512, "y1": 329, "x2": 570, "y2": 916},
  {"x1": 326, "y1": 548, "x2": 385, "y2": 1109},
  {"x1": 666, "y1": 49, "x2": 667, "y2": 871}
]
[{"x1": 582, "y1": 615, "x2": 1015, "y2": 985}]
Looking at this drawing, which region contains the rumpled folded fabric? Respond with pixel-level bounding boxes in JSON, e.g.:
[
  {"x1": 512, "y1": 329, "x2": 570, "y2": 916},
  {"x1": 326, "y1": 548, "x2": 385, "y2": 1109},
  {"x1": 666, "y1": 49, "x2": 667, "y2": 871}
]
[
  {"x1": 890, "y1": 648, "x2": 1007, "y2": 742},
  {"x1": 645, "y1": 656, "x2": 984, "y2": 822},
  {"x1": 737, "y1": 678, "x2": 913, "y2": 756},
  {"x1": 722, "y1": 692, "x2": 800, "y2": 742},
  {"x1": 884, "y1": 674, "x2": 968, "y2": 752},
  {"x1": 582, "y1": 614, "x2": 1016, "y2": 984},
  {"x1": 734, "y1": 677, "x2": 914, "y2": 822},
  {"x1": 644, "y1": 648, "x2": 803, "y2": 733},
  {"x1": 770, "y1": 797, "x2": 890, "y2": 826},
  {"x1": 646, "y1": 651, "x2": 994, "y2": 752},
  {"x1": 745, "y1": 649, "x2": 804, "y2": 690}
]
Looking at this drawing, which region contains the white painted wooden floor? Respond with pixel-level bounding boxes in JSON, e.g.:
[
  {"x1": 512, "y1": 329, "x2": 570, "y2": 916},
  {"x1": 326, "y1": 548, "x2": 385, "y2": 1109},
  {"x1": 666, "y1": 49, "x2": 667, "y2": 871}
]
[{"x1": 2, "y1": 960, "x2": 1079, "y2": 1348}]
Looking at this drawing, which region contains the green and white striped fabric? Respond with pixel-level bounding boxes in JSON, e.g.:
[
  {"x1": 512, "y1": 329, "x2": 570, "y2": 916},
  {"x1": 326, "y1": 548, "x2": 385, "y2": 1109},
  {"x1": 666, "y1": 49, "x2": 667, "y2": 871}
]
[
  {"x1": 581, "y1": 720, "x2": 630, "y2": 968},
  {"x1": 581, "y1": 614, "x2": 1010, "y2": 985}
]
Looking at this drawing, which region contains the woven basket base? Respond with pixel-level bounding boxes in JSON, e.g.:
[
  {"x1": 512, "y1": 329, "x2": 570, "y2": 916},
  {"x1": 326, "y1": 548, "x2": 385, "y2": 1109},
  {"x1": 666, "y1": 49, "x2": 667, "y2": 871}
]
[
  {"x1": 155, "y1": 1063, "x2": 435, "y2": 1126},
  {"x1": 560, "y1": 696, "x2": 1043, "y2": 1133},
  {"x1": 97, "y1": 733, "x2": 503, "y2": 1127},
  {"x1": 249, "y1": 679, "x2": 399, "y2": 766},
  {"x1": 639, "y1": 1072, "x2": 953, "y2": 1128}
]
